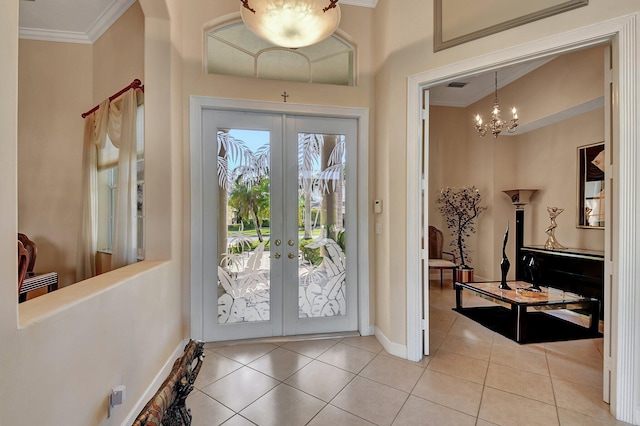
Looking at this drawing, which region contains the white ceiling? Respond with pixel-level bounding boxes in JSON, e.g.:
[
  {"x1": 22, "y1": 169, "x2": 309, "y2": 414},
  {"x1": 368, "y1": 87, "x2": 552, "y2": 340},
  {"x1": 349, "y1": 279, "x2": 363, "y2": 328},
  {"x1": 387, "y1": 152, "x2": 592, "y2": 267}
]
[
  {"x1": 19, "y1": 0, "x2": 136, "y2": 44},
  {"x1": 427, "y1": 59, "x2": 554, "y2": 108}
]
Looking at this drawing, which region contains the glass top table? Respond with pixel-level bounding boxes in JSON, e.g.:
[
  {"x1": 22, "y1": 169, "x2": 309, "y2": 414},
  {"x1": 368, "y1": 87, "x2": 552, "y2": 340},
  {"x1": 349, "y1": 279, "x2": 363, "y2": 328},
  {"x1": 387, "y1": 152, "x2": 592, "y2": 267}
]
[{"x1": 454, "y1": 281, "x2": 600, "y2": 343}]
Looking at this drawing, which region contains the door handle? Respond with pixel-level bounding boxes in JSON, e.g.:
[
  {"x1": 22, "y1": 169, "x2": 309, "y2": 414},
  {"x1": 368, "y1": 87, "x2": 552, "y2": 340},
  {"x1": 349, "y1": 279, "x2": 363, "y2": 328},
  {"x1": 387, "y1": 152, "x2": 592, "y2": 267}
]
[
  {"x1": 274, "y1": 239, "x2": 282, "y2": 246},
  {"x1": 288, "y1": 239, "x2": 295, "y2": 246},
  {"x1": 273, "y1": 253, "x2": 281, "y2": 259},
  {"x1": 288, "y1": 253, "x2": 296, "y2": 259}
]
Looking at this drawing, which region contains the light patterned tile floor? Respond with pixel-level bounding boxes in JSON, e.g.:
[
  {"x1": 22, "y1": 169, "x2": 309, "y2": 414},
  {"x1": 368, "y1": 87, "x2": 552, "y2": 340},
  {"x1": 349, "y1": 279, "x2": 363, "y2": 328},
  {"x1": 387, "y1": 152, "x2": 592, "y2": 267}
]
[{"x1": 190, "y1": 280, "x2": 630, "y2": 425}]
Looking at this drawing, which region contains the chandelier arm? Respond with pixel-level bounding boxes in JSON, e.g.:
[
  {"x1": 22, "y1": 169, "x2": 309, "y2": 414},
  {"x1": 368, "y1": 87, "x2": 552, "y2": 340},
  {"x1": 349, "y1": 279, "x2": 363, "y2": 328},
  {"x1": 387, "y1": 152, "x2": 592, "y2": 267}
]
[
  {"x1": 323, "y1": 0, "x2": 339, "y2": 12},
  {"x1": 240, "y1": 0, "x2": 256, "y2": 14}
]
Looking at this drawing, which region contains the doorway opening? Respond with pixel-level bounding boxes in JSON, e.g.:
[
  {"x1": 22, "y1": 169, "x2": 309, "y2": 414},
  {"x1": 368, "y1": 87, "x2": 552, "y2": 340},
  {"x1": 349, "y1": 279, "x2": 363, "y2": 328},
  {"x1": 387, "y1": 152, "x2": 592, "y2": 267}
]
[{"x1": 406, "y1": 14, "x2": 639, "y2": 422}]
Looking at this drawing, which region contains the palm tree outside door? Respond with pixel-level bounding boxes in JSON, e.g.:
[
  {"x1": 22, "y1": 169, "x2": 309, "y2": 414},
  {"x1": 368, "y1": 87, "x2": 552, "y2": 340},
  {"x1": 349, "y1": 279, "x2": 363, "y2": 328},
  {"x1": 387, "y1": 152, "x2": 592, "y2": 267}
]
[{"x1": 200, "y1": 110, "x2": 358, "y2": 341}]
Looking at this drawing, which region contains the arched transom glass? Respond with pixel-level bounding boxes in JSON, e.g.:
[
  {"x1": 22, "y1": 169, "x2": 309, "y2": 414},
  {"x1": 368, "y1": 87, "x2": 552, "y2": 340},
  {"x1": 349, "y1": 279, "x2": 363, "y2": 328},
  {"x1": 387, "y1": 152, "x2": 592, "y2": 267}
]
[{"x1": 206, "y1": 22, "x2": 354, "y2": 86}]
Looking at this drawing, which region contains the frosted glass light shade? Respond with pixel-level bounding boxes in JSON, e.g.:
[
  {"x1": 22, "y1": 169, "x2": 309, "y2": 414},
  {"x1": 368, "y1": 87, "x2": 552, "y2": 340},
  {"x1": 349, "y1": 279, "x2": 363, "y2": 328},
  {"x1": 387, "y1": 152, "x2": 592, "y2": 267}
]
[{"x1": 241, "y1": 0, "x2": 341, "y2": 48}]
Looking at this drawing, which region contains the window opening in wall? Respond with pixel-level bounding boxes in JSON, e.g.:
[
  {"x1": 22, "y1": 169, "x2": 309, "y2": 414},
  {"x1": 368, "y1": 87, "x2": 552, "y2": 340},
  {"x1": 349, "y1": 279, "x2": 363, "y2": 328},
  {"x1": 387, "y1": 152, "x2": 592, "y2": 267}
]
[
  {"x1": 206, "y1": 22, "x2": 355, "y2": 86},
  {"x1": 96, "y1": 104, "x2": 145, "y2": 261},
  {"x1": 97, "y1": 160, "x2": 145, "y2": 259}
]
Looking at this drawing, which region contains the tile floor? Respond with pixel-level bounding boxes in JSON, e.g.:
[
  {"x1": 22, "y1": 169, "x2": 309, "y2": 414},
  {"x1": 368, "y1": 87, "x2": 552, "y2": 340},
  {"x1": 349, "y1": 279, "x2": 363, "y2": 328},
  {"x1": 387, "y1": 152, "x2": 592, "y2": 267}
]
[{"x1": 189, "y1": 279, "x2": 629, "y2": 425}]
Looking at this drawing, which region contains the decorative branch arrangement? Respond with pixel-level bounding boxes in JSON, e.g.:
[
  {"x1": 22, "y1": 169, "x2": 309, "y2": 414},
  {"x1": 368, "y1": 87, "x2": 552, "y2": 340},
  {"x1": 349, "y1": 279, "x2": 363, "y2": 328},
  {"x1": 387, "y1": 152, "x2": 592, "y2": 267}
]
[
  {"x1": 133, "y1": 340, "x2": 205, "y2": 426},
  {"x1": 437, "y1": 186, "x2": 487, "y2": 269}
]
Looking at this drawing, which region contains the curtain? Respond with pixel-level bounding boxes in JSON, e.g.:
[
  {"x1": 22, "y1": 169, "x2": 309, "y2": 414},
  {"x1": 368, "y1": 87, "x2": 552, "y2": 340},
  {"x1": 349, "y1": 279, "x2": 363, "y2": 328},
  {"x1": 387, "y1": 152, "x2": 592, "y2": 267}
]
[
  {"x1": 109, "y1": 89, "x2": 139, "y2": 269},
  {"x1": 76, "y1": 100, "x2": 107, "y2": 281},
  {"x1": 76, "y1": 89, "x2": 139, "y2": 280}
]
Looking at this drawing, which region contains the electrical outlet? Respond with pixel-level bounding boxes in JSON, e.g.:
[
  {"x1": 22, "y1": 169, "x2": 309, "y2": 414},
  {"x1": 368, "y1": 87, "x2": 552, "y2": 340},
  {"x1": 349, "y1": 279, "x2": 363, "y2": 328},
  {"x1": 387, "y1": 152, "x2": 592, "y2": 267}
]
[{"x1": 108, "y1": 385, "x2": 126, "y2": 418}]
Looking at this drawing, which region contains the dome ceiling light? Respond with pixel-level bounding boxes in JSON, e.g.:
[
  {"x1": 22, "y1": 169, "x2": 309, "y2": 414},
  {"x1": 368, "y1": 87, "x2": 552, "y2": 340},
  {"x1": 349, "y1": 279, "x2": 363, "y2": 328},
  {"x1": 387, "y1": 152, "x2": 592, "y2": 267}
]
[{"x1": 240, "y1": 0, "x2": 341, "y2": 48}]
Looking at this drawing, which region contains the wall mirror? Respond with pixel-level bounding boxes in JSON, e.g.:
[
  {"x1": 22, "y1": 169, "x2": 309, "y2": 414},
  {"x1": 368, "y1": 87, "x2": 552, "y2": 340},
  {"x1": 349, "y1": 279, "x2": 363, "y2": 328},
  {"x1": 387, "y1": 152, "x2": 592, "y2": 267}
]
[
  {"x1": 434, "y1": 0, "x2": 588, "y2": 51},
  {"x1": 577, "y1": 142, "x2": 605, "y2": 228}
]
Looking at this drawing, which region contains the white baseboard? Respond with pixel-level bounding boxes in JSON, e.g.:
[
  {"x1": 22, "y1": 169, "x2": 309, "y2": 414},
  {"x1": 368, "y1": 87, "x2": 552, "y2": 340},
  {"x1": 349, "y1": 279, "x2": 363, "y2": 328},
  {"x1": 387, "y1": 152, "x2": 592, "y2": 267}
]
[
  {"x1": 374, "y1": 326, "x2": 407, "y2": 359},
  {"x1": 121, "y1": 338, "x2": 188, "y2": 426}
]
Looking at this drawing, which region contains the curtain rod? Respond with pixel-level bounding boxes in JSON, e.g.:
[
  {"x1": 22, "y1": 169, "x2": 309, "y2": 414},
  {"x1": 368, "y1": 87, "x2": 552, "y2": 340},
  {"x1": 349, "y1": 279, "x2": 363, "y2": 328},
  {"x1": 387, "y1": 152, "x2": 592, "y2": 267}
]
[{"x1": 81, "y1": 79, "x2": 144, "y2": 118}]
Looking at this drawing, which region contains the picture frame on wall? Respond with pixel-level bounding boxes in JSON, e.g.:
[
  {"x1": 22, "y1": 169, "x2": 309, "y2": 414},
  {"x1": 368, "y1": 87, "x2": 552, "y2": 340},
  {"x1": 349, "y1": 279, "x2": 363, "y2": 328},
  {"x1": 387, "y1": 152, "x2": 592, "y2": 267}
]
[
  {"x1": 434, "y1": 0, "x2": 589, "y2": 52},
  {"x1": 577, "y1": 142, "x2": 605, "y2": 228}
]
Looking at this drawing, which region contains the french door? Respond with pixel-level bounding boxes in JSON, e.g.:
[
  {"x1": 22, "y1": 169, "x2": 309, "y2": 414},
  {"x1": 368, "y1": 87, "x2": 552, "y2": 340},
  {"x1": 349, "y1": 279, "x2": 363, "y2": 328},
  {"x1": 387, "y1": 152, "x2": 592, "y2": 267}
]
[{"x1": 200, "y1": 110, "x2": 358, "y2": 341}]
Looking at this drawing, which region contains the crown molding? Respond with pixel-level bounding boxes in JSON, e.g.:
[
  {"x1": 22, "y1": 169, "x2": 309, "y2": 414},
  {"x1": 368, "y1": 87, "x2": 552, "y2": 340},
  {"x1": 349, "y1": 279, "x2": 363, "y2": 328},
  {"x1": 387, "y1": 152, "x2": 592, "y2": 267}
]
[
  {"x1": 18, "y1": 0, "x2": 136, "y2": 44},
  {"x1": 19, "y1": 27, "x2": 92, "y2": 44},
  {"x1": 86, "y1": 0, "x2": 137, "y2": 43}
]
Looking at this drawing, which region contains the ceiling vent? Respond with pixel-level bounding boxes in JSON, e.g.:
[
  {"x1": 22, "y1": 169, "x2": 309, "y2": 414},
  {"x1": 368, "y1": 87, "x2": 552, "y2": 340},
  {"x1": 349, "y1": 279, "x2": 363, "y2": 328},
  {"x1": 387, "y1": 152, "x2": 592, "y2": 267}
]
[{"x1": 447, "y1": 81, "x2": 468, "y2": 88}]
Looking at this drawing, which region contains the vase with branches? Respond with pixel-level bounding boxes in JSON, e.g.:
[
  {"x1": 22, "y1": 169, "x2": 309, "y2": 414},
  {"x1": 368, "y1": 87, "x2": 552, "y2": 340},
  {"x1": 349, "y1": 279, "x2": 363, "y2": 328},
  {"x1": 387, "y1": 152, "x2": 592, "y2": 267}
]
[{"x1": 437, "y1": 186, "x2": 487, "y2": 269}]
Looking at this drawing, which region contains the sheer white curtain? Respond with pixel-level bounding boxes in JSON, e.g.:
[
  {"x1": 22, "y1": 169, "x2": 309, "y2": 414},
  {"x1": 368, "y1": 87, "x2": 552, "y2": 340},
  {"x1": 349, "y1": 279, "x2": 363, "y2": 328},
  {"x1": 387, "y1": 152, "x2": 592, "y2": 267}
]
[
  {"x1": 108, "y1": 90, "x2": 139, "y2": 269},
  {"x1": 76, "y1": 89, "x2": 139, "y2": 281},
  {"x1": 76, "y1": 100, "x2": 108, "y2": 281}
]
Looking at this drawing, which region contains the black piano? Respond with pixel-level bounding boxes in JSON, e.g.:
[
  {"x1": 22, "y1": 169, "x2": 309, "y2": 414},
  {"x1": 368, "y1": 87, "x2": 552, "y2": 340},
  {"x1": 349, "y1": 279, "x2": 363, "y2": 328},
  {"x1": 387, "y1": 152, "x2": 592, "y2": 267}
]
[{"x1": 520, "y1": 245, "x2": 604, "y2": 316}]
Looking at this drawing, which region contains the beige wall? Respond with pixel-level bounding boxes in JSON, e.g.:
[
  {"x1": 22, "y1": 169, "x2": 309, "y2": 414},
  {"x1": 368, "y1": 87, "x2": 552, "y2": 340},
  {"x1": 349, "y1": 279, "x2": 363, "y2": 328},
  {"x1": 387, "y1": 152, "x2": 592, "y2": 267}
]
[
  {"x1": 2, "y1": 0, "x2": 639, "y2": 423},
  {"x1": 428, "y1": 46, "x2": 605, "y2": 281},
  {"x1": 179, "y1": 1, "x2": 377, "y2": 328},
  {"x1": 18, "y1": 40, "x2": 91, "y2": 287},
  {"x1": 180, "y1": 2, "x2": 374, "y2": 108},
  {"x1": 517, "y1": 109, "x2": 605, "y2": 249},
  {"x1": 372, "y1": 0, "x2": 639, "y2": 346},
  {"x1": 17, "y1": 3, "x2": 145, "y2": 288},
  {"x1": 3, "y1": 0, "x2": 184, "y2": 424},
  {"x1": 93, "y1": 2, "x2": 145, "y2": 103}
]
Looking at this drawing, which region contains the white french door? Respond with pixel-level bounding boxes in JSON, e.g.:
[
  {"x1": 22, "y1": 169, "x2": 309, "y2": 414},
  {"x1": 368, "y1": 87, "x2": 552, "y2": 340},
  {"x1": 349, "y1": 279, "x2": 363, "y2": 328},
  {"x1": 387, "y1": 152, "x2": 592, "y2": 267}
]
[{"x1": 199, "y1": 109, "x2": 358, "y2": 341}]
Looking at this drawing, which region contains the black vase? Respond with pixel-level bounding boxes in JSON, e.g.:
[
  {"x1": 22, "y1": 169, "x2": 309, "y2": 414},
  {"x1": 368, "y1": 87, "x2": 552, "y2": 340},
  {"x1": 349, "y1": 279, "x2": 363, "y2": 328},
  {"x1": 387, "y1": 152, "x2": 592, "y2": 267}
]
[
  {"x1": 499, "y1": 254, "x2": 511, "y2": 290},
  {"x1": 498, "y1": 224, "x2": 512, "y2": 290},
  {"x1": 524, "y1": 254, "x2": 541, "y2": 291}
]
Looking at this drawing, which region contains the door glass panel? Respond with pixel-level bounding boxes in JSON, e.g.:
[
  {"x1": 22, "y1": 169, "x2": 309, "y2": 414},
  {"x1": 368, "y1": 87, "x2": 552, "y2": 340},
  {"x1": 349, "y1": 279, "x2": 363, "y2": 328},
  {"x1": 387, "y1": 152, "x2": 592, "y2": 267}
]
[
  {"x1": 298, "y1": 133, "x2": 347, "y2": 318},
  {"x1": 217, "y1": 129, "x2": 271, "y2": 324}
]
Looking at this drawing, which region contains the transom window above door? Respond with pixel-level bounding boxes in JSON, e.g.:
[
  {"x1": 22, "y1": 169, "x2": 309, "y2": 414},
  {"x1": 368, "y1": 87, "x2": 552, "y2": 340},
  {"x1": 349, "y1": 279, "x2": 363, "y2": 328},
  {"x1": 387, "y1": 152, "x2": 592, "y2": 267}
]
[{"x1": 206, "y1": 22, "x2": 355, "y2": 86}]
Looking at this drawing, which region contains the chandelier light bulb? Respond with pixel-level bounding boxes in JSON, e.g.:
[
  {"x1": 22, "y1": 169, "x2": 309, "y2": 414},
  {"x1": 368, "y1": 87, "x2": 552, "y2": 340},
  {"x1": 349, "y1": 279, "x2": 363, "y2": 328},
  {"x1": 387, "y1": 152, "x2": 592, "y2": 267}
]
[{"x1": 241, "y1": 0, "x2": 341, "y2": 48}]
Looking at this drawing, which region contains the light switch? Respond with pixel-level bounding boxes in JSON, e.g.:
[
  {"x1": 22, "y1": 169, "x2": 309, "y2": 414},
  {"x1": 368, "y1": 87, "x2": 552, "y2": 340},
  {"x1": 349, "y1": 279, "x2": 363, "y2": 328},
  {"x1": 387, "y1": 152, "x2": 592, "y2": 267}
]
[{"x1": 374, "y1": 200, "x2": 383, "y2": 214}]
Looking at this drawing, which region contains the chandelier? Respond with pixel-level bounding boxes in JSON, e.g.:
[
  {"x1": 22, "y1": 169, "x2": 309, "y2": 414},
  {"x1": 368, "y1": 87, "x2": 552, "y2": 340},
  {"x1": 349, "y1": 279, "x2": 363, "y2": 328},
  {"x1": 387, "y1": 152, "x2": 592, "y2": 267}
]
[
  {"x1": 474, "y1": 71, "x2": 519, "y2": 138},
  {"x1": 240, "y1": 0, "x2": 341, "y2": 48}
]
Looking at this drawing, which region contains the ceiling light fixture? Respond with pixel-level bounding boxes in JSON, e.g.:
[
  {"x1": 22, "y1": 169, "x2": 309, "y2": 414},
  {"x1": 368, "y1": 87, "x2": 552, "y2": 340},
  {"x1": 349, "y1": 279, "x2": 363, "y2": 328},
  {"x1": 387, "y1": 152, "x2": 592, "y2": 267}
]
[
  {"x1": 240, "y1": 0, "x2": 341, "y2": 48},
  {"x1": 474, "y1": 71, "x2": 519, "y2": 138}
]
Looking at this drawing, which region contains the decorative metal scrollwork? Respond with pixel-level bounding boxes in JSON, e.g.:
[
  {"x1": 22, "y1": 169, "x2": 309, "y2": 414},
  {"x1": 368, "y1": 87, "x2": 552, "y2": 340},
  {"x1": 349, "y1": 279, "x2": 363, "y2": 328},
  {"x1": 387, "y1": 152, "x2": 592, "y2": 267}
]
[
  {"x1": 240, "y1": 0, "x2": 256, "y2": 13},
  {"x1": 323, "y1": 0, "x2": 339, "y2": 12}
]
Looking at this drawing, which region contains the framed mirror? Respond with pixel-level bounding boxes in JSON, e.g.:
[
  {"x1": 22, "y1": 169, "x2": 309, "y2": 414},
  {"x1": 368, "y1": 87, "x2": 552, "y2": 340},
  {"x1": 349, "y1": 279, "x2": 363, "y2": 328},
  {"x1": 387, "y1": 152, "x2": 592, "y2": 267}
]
[
  {"x1": 434, "y1": 0, "x2": 588, "y2": 52},
  {"x1": 577, "y1": 142, "x2": 605, "y2": 228}
]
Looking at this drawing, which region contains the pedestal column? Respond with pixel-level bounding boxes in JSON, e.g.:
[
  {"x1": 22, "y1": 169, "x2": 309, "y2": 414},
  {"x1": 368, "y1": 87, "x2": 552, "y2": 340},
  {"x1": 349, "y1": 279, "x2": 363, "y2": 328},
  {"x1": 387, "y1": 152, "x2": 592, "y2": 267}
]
[
  {"x1": 515, "y1": 209, "x2": 524, "y2": 280},
  {"x1": 502, "y1": 189, "x2": 538, "y2": 281}
]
